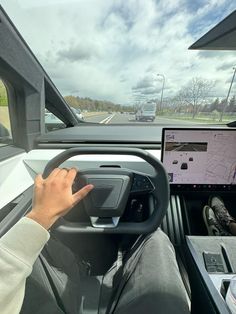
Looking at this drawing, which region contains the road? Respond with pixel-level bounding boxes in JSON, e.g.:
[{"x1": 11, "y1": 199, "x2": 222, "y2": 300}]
[
  {"x1": 85, "y1": 113, "x2": 202, "y2": 125},
  {"x1": 172, "y1": 143, "x2": 208, "y2": 152}
]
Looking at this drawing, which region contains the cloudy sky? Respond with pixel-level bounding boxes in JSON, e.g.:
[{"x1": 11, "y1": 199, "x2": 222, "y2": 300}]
[{"x1": 1, "y1": 0, "x2": 236, "y2": 104}]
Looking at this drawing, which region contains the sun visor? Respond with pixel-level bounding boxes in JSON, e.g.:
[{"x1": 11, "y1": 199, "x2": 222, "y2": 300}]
[{"x1": 189, "y1": 10, "x2": 236, "y2": 50}]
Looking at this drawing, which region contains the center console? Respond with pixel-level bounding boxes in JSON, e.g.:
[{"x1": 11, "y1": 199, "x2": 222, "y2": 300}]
[{"x1": 186, "y1": 236, "x2": 236, "y2": 314}]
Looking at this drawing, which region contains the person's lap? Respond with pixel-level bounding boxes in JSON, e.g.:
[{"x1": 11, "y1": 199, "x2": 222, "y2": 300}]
[
  {"x1": 107, "y1": 229, "x2": 190, "y2": 314},
  {"x1": 21, "y1": 229, "x2": 190, "y2": 314}
]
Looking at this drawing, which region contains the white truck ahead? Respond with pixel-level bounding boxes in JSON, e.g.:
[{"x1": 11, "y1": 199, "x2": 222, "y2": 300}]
[{"x1": 135, "y1": 102, "x2": 157, "y2": 122}]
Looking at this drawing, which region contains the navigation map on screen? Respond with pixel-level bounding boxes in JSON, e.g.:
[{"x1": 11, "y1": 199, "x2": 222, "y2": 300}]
[{"x1": 162, "y1": 129, "x2": 236, "y2": 185}]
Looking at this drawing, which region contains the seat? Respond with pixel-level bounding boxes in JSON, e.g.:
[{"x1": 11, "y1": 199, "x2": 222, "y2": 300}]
[{"x1": 20, "y1": 235, "x2": 109, "y2": 314}]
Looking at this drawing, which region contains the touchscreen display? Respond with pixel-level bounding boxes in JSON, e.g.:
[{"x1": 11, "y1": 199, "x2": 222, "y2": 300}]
[{"x1": 162, "y1": 129, "x2": 236, "y2": 185}]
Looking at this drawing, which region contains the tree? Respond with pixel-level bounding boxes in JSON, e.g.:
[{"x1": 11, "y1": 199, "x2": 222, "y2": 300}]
[
  {"x1": 209, "y1": 98, "x2": 220, "y2": 112},
  {"x1": 63, "y1": 95, "x2": 133, "y2": 113},
  {"x1": 226, "y1": 96, "x2": 236, "y2": 112},
  {"x1": 0, "y1": 80, "x2": 8, "y2": 106},
  {"x1": 218, "y1": 98, "x2": 226, "y2": 113},
  {"x1": 219, "y1": 67, "x2": 236, "y2": 121},
  {"x1": 178, "y1": 77, "x2": 215, "y2": 118}
]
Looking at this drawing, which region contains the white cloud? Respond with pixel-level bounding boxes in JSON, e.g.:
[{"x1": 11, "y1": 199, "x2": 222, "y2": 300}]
[{"x1": 1, "y1": 0, "x2": 235, "y2": 104}]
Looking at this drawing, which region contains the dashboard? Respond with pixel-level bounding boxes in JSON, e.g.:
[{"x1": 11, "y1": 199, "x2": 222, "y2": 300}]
[{"x1": 2, "y1": 125, "x2": 236, "y2": 210}]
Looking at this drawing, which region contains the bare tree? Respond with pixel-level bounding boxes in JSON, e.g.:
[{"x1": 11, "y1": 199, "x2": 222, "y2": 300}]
[
  {"x1": 219, "y1": 67, "x2": 236, "y2": 122},
  {"x1": 179, "y1": 77, "x2": 215, "y2": 118}
]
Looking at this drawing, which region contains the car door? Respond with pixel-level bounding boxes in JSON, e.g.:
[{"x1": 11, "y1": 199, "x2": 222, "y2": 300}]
[{"x1": 0, "y1": 5, "x2": 79, "y2": 233}]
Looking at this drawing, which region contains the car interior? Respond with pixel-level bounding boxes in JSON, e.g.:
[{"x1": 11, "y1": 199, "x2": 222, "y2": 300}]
[{"x1": 0, "y1": 4, "x2": 236, "y2": 314}]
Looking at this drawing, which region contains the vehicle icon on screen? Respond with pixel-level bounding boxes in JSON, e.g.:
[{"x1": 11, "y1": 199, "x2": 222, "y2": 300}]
[
  {"x1": 172, "y1": 160, "x2": 178, "y2": 164},
  {"x1": 181, "y1": 162, "x2": 188, "y2": 170}
]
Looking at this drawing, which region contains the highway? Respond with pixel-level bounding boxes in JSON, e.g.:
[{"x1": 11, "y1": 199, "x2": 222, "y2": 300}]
[{"x1": 85, "y1": 113, "x2": 200, "y2": 125}]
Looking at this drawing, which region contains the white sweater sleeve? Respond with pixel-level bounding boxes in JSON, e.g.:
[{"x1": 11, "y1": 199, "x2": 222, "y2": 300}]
[{"x1": 0, "y1": 217, "x2": 50, "y2": 314}]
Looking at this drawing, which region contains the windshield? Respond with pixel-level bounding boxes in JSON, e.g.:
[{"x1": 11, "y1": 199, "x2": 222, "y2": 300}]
[
  {"x1": 143, "y1": 104, "x2": 156, "y2": 111},
  {"x1": 2, "y1": 1, "x2": 236, "y2": 125}
]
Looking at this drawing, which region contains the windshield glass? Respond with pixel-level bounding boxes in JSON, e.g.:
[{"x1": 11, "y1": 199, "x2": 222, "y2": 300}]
[
  {"x1": 143, "y1": 104, "x2": 156, "y2": 111},
  {"x1": 2, "y1": 1, "x2": 236, "y2": 125}
]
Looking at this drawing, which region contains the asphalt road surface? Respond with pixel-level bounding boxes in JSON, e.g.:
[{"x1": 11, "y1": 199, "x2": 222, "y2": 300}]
[
  {"x1": 85, "y1": 113, "x2": 201, "y2": 125},
  {"x1": 172, "y1": 143, "x2": 208, "y2": 151}
]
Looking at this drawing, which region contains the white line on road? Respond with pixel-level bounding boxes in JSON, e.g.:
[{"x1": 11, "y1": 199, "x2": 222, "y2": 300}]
[
  {"x1": 104, "y1": 113, "x2": 116, "y2": 124},
  {"x1": 99, "y1": 115, "x2": 112, "y2": 124},
  {"x1": 99, "y1": 113, "x2": 116, "y2": 124}
]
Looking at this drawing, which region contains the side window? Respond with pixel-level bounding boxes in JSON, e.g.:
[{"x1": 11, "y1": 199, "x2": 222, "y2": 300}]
[
  {"x1": 45, "y1": 109, "x2": 65, "y2": 132},
  {"x1": 0, "y1": 79, "x2": 12, "y2": 146}
]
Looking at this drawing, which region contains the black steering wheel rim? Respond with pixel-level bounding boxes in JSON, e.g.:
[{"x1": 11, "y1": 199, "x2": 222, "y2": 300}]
[{"x1": 43, "y1": 147, "x2": 170, "y2": 234}]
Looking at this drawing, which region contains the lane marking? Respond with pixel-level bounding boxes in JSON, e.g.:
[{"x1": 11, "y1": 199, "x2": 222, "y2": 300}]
[
  {"x1": 104, "y1": 113, "x2": 116, "y2": 124},
  {"x1": 99, "y1": 115, "x2": 112, "y2": 124},
  {"x1": 99, "y1": 113, "x2": 115, "y2": 124}
]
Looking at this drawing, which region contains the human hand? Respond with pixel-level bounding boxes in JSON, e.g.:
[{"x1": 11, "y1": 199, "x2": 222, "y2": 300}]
[{"x1": 26, "y1": 168, "x2": 93, "y2": 230}]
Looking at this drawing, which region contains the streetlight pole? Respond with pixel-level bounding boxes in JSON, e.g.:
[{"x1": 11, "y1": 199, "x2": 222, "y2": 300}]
[
  {"x1": 220, "y1": 66, "x2": 236, "y2": 122},
  {"x1": 157, "y1": 74, "x2": 165, "y2": 112}
]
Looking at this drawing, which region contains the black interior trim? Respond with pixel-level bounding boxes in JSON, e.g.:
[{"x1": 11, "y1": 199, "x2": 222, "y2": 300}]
[
  {"x1": 189, "y1": 10, "x2": 236, "y2": 50},
  {"x1": 0, "y1": 186, "x2": 33, "y2": 237},
  {"x1": 37, "y1": 143, "x2": 162, "y2": 149},
  {"x1": 36, "y1": 124, "x2": 230, "y2": 149},
  {"x1": 0, "y1": 145, "x2": 25, "y2": 162},
  {"x1": 0, "y1": 6, "x2": 80, "y2": 151},
  {"x1": 161, "y1": 195, "x2": 185, "y2": 246}
]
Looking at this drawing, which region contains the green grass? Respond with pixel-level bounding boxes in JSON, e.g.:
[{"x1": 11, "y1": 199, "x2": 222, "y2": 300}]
[
  {"x1": 0, "y1": 107, "x2": 10, "y2": 130},
  {"x1": 0, "y1": 80, "x2": 10, "y2": 129},
  {"x1": 160, "y1": 113, "x2": 236, "y2": 124},
  {"x1": 0, "y1": 80, "x2": 8, "y2": 106}
]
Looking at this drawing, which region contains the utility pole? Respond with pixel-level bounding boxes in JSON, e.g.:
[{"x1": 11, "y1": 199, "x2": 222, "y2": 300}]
[
  {"x1": 220, "y1": 66, "x2": 236, "y2": 122},
  {"x1": 157, "y1": 74, "x2": 165, "y2": 113}
]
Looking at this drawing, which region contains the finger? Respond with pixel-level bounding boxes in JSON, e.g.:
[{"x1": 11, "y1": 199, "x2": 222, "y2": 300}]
[
  {"x1": 73, "y1": 184, "x2": 94, "y2": 205},
  {"x1": 66, "y1": 168, "x2": 78, "y2": 185},
  {"x1": 35, "y1": 174, "x2": 43, "y2": 186},
  {"x1": 56, "y1": 168, "x2": 69, "y2": 179},
  {"x1": 47, "y1": 168, "x2": 61, "y2": 180}
]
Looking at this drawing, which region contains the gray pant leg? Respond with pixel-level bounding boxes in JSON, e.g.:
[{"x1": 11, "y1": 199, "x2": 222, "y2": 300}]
[{"x1": 113, "y1": 229, "x2": 190, "y2": 314}]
